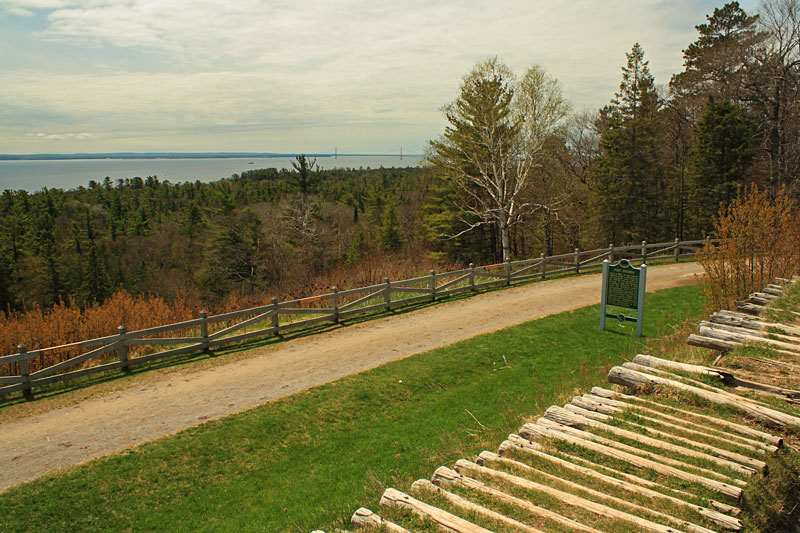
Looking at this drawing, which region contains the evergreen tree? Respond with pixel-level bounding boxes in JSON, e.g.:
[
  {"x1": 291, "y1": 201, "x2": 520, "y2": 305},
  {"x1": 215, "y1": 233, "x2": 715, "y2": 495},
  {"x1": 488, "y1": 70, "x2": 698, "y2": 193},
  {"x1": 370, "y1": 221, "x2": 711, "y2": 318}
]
[
  {"x1": 428, "y1": 58, "x2": 522, "y2": 262},
  {"x1": 289, "y1": 154, "x2": 319, "y2": 195},
  {"x1": 81, "y1": 216, "x2": 110, "y2": 304},
  {"x1": 590, "y1": 43, "x2": 668, "y2": 244},
  {"x1": 205, "y1": 209, "x2": 265, "y2": 297},
  {"x1": 377, "y1": 203, "x2": 403, "y2": 251},
  {"x1": 688, "y1": 96, "x2": 755, "y2": 232},
  {"x1": 672, "y1": 2, "x2": 760, "y2": 103}
]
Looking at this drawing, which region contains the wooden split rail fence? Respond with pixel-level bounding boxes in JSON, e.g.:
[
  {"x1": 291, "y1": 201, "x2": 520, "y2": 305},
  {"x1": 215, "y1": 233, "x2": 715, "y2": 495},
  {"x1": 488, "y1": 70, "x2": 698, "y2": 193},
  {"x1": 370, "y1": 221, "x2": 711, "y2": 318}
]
[
  {"x1": 347, "y1": 277, "x2": 799, "y2": 532},
  {"x1": 0, "y1": 237, "x2": 713, "y2": 397}
]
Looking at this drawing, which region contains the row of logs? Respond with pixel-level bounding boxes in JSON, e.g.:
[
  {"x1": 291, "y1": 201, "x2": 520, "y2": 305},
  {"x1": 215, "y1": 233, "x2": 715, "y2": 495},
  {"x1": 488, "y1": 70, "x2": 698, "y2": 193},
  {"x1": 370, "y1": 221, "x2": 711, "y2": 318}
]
[{"x1": 348, "y1": 276, "x2": 798, "y2": 532}]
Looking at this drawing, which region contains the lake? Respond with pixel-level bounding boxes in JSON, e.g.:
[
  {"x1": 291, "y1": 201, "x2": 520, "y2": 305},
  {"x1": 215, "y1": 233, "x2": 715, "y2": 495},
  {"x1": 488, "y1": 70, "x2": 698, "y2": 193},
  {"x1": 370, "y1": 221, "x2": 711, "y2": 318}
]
[{"x1": 0, "y1": 155, "x2": 424, "y2": 192}]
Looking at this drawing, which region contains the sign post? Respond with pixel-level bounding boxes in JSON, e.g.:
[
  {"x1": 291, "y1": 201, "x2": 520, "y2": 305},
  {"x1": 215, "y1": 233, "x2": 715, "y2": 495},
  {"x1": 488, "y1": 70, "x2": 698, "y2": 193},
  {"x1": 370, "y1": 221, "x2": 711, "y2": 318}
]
[{"x1": 599, "y1": 258, "x2": 647, "y2": 337}]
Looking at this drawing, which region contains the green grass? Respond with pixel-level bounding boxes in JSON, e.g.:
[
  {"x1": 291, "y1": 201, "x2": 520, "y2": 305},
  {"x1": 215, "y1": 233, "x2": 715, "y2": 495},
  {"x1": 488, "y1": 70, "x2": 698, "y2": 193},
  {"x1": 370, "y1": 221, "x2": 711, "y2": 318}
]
[{"x1": 0, "y1": 285, "x2": 704, "y2": 532}]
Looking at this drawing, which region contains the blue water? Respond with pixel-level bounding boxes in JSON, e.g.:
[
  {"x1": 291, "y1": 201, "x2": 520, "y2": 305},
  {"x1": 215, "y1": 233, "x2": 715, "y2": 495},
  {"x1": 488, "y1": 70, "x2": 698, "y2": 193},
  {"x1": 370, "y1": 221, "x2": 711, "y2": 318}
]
[{"x1": 0, "y1": 155, "x2": 423, "y2": 192}]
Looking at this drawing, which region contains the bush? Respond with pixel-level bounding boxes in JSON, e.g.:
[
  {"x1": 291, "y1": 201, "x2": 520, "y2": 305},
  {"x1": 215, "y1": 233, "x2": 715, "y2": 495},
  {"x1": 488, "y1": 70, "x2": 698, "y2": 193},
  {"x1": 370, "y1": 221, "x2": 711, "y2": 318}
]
[{"x1": 697, "y1": 185, "x2": 800, "y2": 312}]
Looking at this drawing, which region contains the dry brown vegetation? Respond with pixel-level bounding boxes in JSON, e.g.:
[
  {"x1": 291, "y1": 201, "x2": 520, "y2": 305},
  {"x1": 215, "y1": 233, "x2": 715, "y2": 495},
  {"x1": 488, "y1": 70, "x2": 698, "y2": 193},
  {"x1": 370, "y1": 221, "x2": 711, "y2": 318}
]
[{"x1": 697, "y1": 186, "x2": 800, "y2": 312}]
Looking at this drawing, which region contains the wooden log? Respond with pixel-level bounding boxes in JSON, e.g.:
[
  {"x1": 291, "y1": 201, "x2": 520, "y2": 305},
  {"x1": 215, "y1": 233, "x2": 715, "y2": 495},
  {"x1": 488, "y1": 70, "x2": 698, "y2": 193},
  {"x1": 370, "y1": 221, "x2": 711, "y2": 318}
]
[
  {"x1": 412, "y1": 478, "x2": 546, "y2": 533},
  {"x1": 608, "y1": 366, "x2": 800, "y2": 432},
  {"x1": 714, "y1": 310, "x2": 800, "y2": 336},
  {"x1": 570, "y1": 395, "x2": 619, "y2": 415},
  {"x1": 763, "y1": 287, "x2": 784, "y2": 296},
  {"x1": 632, "y1": 353, "x2": 800, "y2": 400},
  {"x1": 519, "y1": 422, "x2": 743, "y2": 503},
  {"x1": 505, "y1": 434, "x2": 741, "y2": 517},
  {"x1": 633, "y1": 354, "x2": 727, "y2": 379},
  {"x1": 748, "y1": 295, "x2": 772, "y2": 306},
  {"x1": 564, "y1": 403, "x2": 611, "y2": 422},
  {"x1": 752, "y1": 292, "x2": 778, "y2": 301},
  {"x1": 351, "y1": 507, "x2": 409, "y2": 532},
  {"x1": 735, "y1": 301, "x2": 765, "y2": 315},
  {"x1": 430, "y1": 467, "x2": 593, "y2": 533},
  {"x1": 379, "y1": 487, "x2": 491, "y2": 533},
  {"x1": 737, "y1": 300, "x2": 800, "y2": 318},
  {"x1": 568, "y1": 401, "x2": 767, "y2": 471},
  {"x1": 688, "y1": 333, "x2": 740, "y2": 352},
  {"x1": 705, "y1": 319, "x2": 800, "y2": 343},
  {"x1": 718, "y1": 309, "x2": 766, "y2": 322},
  {"x1": 481, "y1": 450, "x2": 738, "y2": 532},
  {"x1": 699, "y1": 325, "x2": 800, "y2": 354},
  {"x1": 585, "y1": 394, "x2": 774, "y2": 454},
  {"x1": 494, "y1": 443, "x2": 741, "y2": 530},
  {"x1": 544, "y1": 406, "x2": 758, "y2": 476},
  {"x1": 536, "y1": 416, "x2": 747, "y2": 488},
  {"x1": 503, "y1": 435, "x2": 700, "y2": 501},
  {"x1": 621, "y1": 362, "x2": 752, "y2": 402},
  {"x1": 753, "y1": 291, "x2": 779, "y2": 300},
  {"x1": 454, "y1": 459, "x2": 691, "y2": 533},
  {"x1": 591, "y1": 387, "x2": 783, "y2": 446},
  {"x1": 737, "y1": 356, "x2": 800, "y2": 374},
  {"x1": 621, "y1": 362, "x2": 773, "y2": 409},
  {"x1": 712, "y1": 312, "x2": 768, "y2": 332}
]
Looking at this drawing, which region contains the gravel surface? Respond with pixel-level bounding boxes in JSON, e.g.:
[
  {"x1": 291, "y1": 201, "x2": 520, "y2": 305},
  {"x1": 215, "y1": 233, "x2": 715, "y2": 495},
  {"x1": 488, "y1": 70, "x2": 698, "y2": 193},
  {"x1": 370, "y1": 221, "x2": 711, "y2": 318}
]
[{"x1": 0, "y1": 262, "x2": 702, "y2": 491}]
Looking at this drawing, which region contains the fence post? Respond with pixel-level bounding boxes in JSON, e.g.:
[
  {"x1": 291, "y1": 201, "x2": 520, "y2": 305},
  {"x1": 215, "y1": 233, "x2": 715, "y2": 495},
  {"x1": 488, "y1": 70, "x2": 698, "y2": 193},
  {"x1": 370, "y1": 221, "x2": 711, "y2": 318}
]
[
  {"x1": 383, "y1": 277, "x2": 391, "y2": 310},
  {"x1": 429, "y1": 270, "x2": 436, "y2": 301},
  {"x1": 331, "y1": 287, "x2": 339, "y2": 323},
  {"x1": 608, "y1": 243, "x2": 614, "y2": 262},
  {"x1": 641, "y1": 240, "x2": 647, "y2": 263},
  {"x1": 539, "y1": 253, "x2": 546, "y2": 279},
  {"x1": 468, "y1": 263, "x2": 475, "y2": 292},
  {"x1": 271, "y1": 297, "x2": 279, "y2": 333},
  {"x1": 574, "y1": 248, "x2": 580, "y2": 274},
  {"x1": 674, "y1": 237, "x2": 680, "y2": 262},
  {"x1": 18, "y1": 344, "x2": 32, "y2": 399},
  {"x1": 504, "y1": 262, "x2": 511, "y2": 286},
  {"x1": 199, "y1": 311, "x2": 209, "y2": 352},
  {"x1": 117, "y1": 326, "x2": 130, "y2": 372}
]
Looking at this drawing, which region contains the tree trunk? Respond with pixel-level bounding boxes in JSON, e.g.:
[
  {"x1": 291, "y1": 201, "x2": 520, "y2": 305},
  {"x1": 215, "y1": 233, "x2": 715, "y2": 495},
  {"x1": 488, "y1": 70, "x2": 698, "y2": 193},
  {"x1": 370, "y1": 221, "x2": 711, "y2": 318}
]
[{"x1": 500, "y1": 220, "x2": 511, "y2": 263}]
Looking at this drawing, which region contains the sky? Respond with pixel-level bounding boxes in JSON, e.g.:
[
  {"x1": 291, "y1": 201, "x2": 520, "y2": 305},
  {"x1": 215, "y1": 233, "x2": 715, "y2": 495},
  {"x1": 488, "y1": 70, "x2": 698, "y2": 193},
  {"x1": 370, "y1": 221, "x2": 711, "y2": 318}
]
[{"x1": 0, "y1": 0, "x2": 760, "y2": 155}]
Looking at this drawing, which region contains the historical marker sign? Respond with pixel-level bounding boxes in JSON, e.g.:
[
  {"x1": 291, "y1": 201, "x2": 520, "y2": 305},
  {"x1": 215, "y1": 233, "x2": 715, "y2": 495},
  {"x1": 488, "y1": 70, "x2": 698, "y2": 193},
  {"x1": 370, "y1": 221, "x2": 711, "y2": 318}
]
[
  {"x1": 599, "y1": 259, "x2": 647, "y2": 337},
  {"x1": 606, "y1": 260, "x2": 640, "y2": 309}
]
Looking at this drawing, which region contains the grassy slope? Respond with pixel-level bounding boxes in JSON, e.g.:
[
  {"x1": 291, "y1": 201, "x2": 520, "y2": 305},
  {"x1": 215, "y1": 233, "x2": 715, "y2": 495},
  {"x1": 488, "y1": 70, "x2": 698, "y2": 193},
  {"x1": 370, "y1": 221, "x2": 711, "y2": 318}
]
[{"x1": 0, "y1": 285, "x2": 703, "y2": 532}]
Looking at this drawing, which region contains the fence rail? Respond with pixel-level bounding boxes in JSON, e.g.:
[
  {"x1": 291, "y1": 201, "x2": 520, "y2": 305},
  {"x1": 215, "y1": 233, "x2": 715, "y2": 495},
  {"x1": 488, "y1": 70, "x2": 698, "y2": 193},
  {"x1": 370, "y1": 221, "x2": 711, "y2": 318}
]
[{"x1": 0, "y1": 237, "x2": 715, "y2": 397}]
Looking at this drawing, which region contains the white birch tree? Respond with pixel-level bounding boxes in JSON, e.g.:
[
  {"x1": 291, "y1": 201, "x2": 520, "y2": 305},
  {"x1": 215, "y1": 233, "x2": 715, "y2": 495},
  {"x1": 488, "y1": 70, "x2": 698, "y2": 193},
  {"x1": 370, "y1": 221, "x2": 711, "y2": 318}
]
[{"x1": 427, "y1": 58, "x2": 570, "y2": 262}]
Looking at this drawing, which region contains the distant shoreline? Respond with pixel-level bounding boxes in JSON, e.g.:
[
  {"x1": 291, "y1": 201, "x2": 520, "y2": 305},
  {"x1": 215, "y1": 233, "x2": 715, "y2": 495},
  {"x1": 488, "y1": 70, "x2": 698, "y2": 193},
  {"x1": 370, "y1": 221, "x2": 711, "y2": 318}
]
[{"x1": 0, "y1": 153, "x2": 421, "y2": 161}]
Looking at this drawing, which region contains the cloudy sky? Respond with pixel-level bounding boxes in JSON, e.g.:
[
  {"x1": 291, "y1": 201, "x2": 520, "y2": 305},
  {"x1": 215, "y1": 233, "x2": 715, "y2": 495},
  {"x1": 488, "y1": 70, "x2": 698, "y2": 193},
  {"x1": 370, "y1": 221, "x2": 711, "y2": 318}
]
[{"x1": 0, "y1": 0, "x2": 759, "y2": 155}]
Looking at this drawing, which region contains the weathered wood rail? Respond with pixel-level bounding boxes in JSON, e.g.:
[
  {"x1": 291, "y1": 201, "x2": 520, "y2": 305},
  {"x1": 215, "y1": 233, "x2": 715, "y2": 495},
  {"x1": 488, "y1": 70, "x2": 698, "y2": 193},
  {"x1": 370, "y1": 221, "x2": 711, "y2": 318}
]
[{"x1": 0, "y1": 237, "x2": 713, "y2": 397}]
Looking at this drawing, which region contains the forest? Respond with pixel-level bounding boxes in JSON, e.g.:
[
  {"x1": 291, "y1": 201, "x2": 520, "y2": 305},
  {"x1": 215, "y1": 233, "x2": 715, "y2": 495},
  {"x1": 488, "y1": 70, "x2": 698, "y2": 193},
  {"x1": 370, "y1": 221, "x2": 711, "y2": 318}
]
[{"x1": 0, "y1": 1, "x2": 798, "y2": 344}]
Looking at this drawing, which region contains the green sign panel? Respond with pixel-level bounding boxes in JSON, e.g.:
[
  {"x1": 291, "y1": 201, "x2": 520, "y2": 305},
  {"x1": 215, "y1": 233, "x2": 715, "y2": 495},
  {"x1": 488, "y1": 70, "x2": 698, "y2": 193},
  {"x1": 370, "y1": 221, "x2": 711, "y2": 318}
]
[
  {"x1": 600, "y1": 258, "x2": 647, "y2": 337},
  {"x1": 606, "y1": 260, "x2": 640, "y2": 310}
]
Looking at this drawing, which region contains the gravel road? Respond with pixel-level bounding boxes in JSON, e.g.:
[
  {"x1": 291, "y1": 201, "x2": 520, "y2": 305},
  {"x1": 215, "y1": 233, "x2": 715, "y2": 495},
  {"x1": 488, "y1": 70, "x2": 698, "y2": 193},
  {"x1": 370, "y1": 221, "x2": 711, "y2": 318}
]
[{"x1": 0, "y1": 262, "x2": 702, "y2": 491}]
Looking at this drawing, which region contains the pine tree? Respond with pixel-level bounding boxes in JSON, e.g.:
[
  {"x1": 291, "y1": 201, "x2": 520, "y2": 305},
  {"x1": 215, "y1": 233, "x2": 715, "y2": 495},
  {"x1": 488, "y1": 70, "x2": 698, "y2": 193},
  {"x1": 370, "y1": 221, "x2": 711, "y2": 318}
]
[
  {"x1": 289, "y1": 154, "x2": 319, "y2": 195},
  {"x1": 590, "y1": 43, "x2": 668, "y2": 244},
  {"x1": 672, "y1": 2, "x2": 760, "y2": 103},
  {"x1": 377, "y1": 203, "x2": 403, "y2": 251},
  {"x1": 688, "y1": 96, "x2": 755, "y2": 232}
]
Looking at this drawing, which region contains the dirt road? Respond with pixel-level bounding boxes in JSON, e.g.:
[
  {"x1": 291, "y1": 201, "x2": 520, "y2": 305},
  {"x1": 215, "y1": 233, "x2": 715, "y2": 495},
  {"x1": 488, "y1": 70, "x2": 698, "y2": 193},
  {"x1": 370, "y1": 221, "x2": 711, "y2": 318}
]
[{"x1": 0, "y1": 262, "x2": 702, "y2": 491}]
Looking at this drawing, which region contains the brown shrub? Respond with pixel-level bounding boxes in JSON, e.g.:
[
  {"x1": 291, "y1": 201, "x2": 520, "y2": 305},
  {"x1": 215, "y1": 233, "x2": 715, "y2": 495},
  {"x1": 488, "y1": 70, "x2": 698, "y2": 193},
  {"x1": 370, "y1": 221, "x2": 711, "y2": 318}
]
[{"x1": 697, "y1": 186, "x2": 800, "y2": 312}]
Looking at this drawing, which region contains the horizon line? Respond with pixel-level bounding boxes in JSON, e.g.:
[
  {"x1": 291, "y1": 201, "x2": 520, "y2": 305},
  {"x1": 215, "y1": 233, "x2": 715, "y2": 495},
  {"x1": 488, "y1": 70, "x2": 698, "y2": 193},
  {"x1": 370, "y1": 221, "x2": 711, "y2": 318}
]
[{"x1": 0, "y1": 152, "x2": 425, "y2": 161}]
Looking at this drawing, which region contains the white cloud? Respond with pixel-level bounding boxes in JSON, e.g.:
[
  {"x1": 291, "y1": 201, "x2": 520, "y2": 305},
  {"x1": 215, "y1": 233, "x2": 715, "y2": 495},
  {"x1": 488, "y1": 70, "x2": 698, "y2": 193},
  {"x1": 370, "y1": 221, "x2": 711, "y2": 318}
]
[
  {"x1": 6, "y1": 6, "x2": 33, "y2": 15},
  {"x1": 25, "y1": 131, "x2": 97, "y2": 140},
  {"x1": 0, "y1": 0, "x2": 763, "y2": 153}
]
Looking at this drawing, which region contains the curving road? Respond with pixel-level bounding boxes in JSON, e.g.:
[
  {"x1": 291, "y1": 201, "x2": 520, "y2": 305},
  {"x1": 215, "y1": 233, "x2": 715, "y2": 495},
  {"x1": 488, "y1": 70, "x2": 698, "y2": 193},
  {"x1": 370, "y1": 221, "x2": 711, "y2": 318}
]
[{"x1": 0, "y1": 262, "x2": 702, "y2": 491}]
